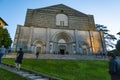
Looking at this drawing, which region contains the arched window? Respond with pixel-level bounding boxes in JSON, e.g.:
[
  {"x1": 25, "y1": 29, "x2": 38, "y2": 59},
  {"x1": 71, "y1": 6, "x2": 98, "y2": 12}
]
[{"x1": 56, "y1": 14, "x2": 68, "y2": 26}]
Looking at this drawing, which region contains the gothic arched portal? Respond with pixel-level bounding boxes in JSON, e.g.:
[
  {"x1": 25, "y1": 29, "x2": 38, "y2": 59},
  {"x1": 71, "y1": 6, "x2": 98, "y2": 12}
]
[
  {"x1": 32, "y1": 40, "x2": 45, "y2": 54},
  {"x1": 50, "y1": 31, "x2": 74, "y2": 54}
]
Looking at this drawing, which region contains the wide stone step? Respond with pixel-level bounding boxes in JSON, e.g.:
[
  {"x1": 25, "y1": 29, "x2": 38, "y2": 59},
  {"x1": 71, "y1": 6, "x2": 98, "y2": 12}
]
[
  {"x1": 15, "y1": 70, "x2": 48, "y2": 80},
  {"x1": 34, "y1": 79, "x2": 48, "y2": 80},
  {"x1": 29, "y1": 75, "x2": 42, "y2": 79}
]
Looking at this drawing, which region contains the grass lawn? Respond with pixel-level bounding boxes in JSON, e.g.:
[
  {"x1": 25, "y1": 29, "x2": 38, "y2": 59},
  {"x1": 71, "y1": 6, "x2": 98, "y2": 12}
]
[
  {"x1": 0, "y1": 68, "x2": 27, "y2": 80},
  {"x1": 3, "y1": 59, "x2": 111, "y2": 80}
]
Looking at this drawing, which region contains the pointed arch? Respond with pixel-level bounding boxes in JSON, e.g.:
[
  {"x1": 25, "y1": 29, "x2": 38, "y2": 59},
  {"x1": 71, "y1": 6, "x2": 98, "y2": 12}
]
[
  {"x1": 51, "y1": 31, "x2": 73, "y2": 43},
  {"x1": 50, "y1": 31, "x2": 74, "y2": 54},
  {"x1": 32, "y1": 40, "x2": 45, "y2": 54}
]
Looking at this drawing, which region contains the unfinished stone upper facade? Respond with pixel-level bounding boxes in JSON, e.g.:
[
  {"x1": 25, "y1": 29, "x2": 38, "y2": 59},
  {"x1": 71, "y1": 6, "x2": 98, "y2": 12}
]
[
  {"x1": 13, "y1": 4, "x2": 106, "y2": 55},
  {"x1": 24, "y1": 4, "x2": 95, "y2": 30}
]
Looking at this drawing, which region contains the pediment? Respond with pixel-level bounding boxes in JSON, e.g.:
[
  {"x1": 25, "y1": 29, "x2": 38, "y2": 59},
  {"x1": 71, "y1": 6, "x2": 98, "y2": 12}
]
[{"x1": 33, "y1": 4, "x2": 88, "y2": 17}]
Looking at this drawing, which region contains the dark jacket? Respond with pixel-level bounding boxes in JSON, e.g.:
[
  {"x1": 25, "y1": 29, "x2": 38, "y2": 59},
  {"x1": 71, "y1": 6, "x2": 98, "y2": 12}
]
[
  {"x1": 109, "y1": 58, "x2": 120, "y2": 80},
  {"x1": 15, "y1": 50, "x2": 24, "y2": 64},
  {"x1": 109, "y1": 58, "x2": 118, "y2": 74}
]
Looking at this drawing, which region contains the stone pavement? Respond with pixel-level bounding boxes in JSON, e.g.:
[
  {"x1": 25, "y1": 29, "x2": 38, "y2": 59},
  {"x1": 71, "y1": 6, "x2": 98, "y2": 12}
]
[
  {"x1": 3, "y1": 53, "x2": 35, "y2": 59},
  {"x1": 0, "y1": 63, "x2": 61, "y2": 80},
  {"x1": 3, "y1": 53, "x2": 108, "y2": 60}
]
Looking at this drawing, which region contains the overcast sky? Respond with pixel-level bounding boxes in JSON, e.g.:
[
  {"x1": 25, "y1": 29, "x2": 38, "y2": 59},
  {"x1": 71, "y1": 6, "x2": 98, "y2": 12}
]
[{"x1": 1, "y1": 0, "x2": 120, "y2": 43}]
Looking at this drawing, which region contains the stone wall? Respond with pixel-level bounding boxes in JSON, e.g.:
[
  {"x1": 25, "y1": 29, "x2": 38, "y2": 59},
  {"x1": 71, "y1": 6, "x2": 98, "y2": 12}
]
[
  {"x1": 13, "y1": 25, "x2": 104, "y2": 54},
  {"x1": 12, "y1": 4, "x2": 105, "y2": 54},
  {"x1": 24, "y1": 4, "x2": 96, "y2": 30}
]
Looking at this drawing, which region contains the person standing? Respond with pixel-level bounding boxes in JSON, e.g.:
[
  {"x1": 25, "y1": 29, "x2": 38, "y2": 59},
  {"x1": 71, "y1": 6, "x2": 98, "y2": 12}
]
[
  {"x1": 36, "y1": 51, "x2": 39, "y2": 59},
  {"x1": 15, "y1": 48, "x2": 24, "y2": 70},
  {"x1": 107, "y1": 52, "x2": 120, "y2": 80},
  {"x1": 0, "y1": 45, "x2": 6, "y2": 64}
]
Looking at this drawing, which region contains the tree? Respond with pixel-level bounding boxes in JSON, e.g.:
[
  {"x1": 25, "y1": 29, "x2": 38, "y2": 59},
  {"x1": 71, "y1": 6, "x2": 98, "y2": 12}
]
[
  {"x1": 96, "y1": 24, "x2": 117, "y2": 50},
  {"x1": 0, "y1": 27, "x2": 12, "y2": 48},
  {"x1": 116, "y1": 40, "x2": 120, "y2": 52},
  {"x1": 117, "y1": 32, "x2": 120, "y2": 38}
]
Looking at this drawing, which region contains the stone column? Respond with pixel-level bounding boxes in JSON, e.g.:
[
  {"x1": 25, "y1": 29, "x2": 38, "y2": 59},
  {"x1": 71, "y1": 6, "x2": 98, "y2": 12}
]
[
  {"x1": 99, "y1": 31, "x2": 106, "y2": 55},
  {"x1": 15, "y1": 25, "x2": 21, "y2": 51},
  {"x1": 46, "y1": 28, "x2": 50, "y2": 53},
  {"x1": 74, "y1": 29, "x2": 79, "y2": 54},
  {"x1": 88, "y1": 30, "x2": 93, "y2": 54},
  {"x1": 27, "y1": 26, "x2": 33, "y2": 53}
]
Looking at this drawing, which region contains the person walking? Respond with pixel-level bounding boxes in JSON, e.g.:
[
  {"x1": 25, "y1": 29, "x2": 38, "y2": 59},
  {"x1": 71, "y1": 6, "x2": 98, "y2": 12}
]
[
  {"x1": 36, "y1": 51, "x2": 39, "y2": 59},
  {"x1": 15, "y1": 48, "x2": 24, "y2": 70},
  {"x1": 0, "y1": 45, "x2": 6, "y2": 64},
  {"x1": 107, "y1": 52, "x2": 120, "y2": 80}
]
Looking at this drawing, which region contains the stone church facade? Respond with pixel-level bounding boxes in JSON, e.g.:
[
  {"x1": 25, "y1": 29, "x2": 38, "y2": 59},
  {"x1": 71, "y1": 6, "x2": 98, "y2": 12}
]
[{"x1": 13, "y1": 4, "x2": 106, "y2": 55}]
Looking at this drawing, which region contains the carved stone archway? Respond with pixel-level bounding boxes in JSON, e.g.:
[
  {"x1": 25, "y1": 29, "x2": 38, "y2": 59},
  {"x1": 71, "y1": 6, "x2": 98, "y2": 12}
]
[
  {"x1": 32, "y1": 40, "x2": 45, "y2": 54},
  {"x1": 50, "y1": 31, "x2": 74, "y2": 54}
]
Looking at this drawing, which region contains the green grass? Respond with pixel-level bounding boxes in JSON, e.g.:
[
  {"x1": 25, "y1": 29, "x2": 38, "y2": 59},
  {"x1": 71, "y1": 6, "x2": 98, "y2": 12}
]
[
  {"x1": 2, "y1": 59, "x2": 111, "y2": 80},
  {"x1": 0, "y1": 68, "x2": 27, "y2": 80}
]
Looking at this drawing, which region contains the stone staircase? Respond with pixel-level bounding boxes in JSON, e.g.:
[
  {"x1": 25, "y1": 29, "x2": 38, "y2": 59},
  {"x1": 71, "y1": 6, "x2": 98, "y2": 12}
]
[{"x1": 0, "y1": 63, "x2": 62, "y2": 80}]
